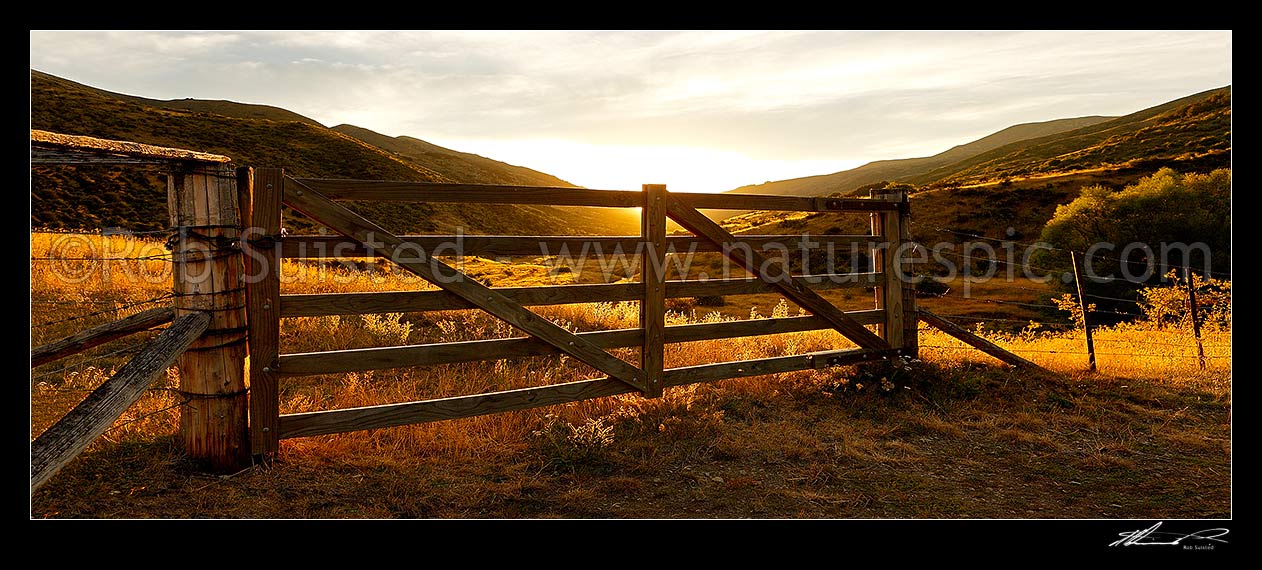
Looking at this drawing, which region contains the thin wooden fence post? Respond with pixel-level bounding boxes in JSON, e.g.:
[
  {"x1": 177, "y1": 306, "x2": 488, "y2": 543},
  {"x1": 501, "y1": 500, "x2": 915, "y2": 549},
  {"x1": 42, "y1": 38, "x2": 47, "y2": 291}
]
[
  {"x1": 245, "y1": 168, "x2": 283, "y2": 457},
  {"x1": 641, "y1": 184, "x2": 666, "y2": 398},
  {"x1": 897, "y1": 193, "x2": 918, "y2": 359},
  {"x1": 1070, "y1": 251, "x2": 1096, "y2": 372},
  {"x1": 169, "y1": 162, "x2": 250, "y2": 471},
  {"x1": 1184, "y1": 268, "x2": 1206, "y2": 370},
  {"x1": 870, "y1": 189, "x2": 905, "y2": 350}
]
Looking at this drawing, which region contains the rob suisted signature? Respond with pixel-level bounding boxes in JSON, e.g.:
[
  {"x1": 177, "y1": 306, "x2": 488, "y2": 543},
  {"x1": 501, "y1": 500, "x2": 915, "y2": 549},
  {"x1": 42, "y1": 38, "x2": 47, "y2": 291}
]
[{"x1": 1110, "y1": 522, "x2": 1229, "y2": 548}]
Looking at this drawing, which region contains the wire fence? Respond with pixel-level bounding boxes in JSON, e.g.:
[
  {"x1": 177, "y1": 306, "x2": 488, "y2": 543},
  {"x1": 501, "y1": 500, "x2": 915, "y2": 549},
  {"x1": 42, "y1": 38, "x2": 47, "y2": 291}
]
[{"x1": 909, "y1": 221, "x2": 1231, "y2": 278}]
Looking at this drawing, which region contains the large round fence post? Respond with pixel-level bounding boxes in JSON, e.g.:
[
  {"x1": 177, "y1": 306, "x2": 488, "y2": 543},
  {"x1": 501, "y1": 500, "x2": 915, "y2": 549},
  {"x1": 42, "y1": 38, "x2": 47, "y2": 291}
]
[{"x1": 168, "y1": 162, "x2": 250, "y2": 471}]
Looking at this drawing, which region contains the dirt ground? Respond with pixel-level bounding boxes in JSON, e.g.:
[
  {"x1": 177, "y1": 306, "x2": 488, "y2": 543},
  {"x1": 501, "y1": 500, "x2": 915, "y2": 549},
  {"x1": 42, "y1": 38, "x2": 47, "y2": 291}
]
[{"x1": 31, "y1": 361, "x2": 1230, "y2": 520}]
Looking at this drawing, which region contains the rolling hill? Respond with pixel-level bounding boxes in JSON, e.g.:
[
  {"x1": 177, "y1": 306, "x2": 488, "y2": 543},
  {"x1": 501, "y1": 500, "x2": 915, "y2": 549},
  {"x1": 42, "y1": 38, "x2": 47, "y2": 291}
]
[
  {"x1": 727, "y1": 116, "x2": 1114, "y2": 199},
  {"x1": 715, "y1": 86, "x2": 1231, "y2": 282},
  {"x1": 728, "y1": 86, "x2": 1230, "y2": 199},
  {"x1": 29, "y1": 70, "x2": 638, "y2": 235},
  {"x1": 331, "y1": 124, "x2": 577, "y2": 188}
]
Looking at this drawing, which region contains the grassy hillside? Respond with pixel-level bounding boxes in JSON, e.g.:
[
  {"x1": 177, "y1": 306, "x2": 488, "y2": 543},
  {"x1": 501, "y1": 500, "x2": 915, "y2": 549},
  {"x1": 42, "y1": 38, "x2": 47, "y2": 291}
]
[
  {"x1": 726, "y1": 87, "x2": 1229, "y2": 201},
  {"x1": 727, "y1": 116, "x2": 1114, "y2": 199},
  {"x1": 333, "y1": 124, "x2": 641, "y2": 235},
  {"x1": 332, "y1": 124, "x2": 577, "y2": 187},
  {"x1": 712, "y1": 87, "x2": 1232, "y2": 289},
  {"x1": 31, "y1": 70, "x2": 325, "y2": 127},
  {"x1": 917, "y1": 87, "x2": 1232, "y2": 187},
  {"x1": 29, "y1": 70, "x2": 637, "y2": 235}
]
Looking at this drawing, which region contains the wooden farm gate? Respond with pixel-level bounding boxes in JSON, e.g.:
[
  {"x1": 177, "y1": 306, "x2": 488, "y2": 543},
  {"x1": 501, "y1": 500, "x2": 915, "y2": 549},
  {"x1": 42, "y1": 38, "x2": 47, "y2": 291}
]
[{"x1": 243, "y1": 171, "x2": 918, "y2": 456}]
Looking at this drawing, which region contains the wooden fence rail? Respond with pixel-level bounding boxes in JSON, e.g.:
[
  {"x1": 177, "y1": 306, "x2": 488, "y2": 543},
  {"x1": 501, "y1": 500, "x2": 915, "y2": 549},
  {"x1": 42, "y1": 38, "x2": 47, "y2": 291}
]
[
  {"x1": 31, "y1": 312, "x2": 210, "y2": 491},
  {"x1": 280, "y1": 234, "x2": 878, "y2": 258},
  {"x1": 31, "y1": 307, "x2": 174, "y2": 367},
  {"x1": 918, "y1": 308, "x2": 1040, "y2": 370},
  {"x1": 279, "y1": 273, "x2": 884, "y2": 317}
]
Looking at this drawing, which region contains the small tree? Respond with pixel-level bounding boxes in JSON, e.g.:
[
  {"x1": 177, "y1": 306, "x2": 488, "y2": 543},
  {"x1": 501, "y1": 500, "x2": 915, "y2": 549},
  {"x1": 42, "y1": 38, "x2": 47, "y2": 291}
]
[
  {"x1": 1036, "y1": 168, "x2": 1231, "y2": 307},
  {"x1": 1138, "y1": 270, "x2": 1232, "y2": 330},
  {"x1": 1051, "y1": 294, "x2": 1096, "y2": 329}
]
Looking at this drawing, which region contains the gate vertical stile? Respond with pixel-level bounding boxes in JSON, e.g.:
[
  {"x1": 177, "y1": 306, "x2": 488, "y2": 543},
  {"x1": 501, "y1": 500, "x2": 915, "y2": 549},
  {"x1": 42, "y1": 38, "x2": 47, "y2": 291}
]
[
  {"x1": 245, "y1": 168, "x2": 283, "y2": 458},
  {"x1": 870, "y1": 189, "x2": 907, "y2": 351},
  {"x1": 641, "y1": 184, "x2": 667, "y2": 398}
]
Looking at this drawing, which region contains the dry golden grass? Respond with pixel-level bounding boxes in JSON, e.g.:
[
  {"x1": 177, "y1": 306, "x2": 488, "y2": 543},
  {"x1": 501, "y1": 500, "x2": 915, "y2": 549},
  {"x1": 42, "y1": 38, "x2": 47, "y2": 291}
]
[{"x1": 30, "y1": 233, "x2": 1231, "y2": 519}]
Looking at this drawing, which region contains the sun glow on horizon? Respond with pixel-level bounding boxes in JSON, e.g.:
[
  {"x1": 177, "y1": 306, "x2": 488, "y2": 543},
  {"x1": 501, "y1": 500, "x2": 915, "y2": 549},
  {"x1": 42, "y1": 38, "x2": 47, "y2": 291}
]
[{"x1": 429, "y1": 138, "x2": 864, "y2": 194}]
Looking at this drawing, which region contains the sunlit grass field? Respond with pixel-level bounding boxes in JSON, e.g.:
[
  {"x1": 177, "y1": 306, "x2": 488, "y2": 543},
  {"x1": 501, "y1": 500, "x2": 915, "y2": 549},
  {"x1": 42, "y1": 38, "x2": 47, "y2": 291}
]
[{"x1": 30, "y1": 232, "x2": 1231, "y2": 518}]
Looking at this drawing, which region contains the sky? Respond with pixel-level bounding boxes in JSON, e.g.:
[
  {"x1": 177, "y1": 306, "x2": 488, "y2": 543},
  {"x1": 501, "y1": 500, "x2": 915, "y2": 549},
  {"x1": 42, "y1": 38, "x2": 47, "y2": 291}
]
[{"x1": 29, "y1": 30, "x2": 1231, "y2": 193}]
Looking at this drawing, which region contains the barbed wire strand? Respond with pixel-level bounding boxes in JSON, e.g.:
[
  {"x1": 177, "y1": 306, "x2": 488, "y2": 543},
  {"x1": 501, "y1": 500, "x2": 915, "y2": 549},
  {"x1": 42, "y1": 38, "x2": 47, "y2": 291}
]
[
  {"x1": 30, "y1": 255, "x2": 175, "y2": 262},
  {"x1": 908, "y1": 221, "x2": 1231, "y2": 278},
  {"x1": 30, "y1": 228, "x2": 175, "y2": 237},
  {"x1": 29, "y1": 337, "x2": 158, "y2": 381},
  {"x1": 31, "y1": 293, "x2": 174, "y2": 329},
  {"x1": 919, "y1": 344, "x2": 1230, "y2": 359},
  {"x1": 981, "y1": 298, "x2": 1063, "y2": 310},
  {"x1": 928, "y1": 313, "x2": 1077, "y2": 328},
  {"x1": 103, "y1": 398, "x2": 191, "y2": 434}
]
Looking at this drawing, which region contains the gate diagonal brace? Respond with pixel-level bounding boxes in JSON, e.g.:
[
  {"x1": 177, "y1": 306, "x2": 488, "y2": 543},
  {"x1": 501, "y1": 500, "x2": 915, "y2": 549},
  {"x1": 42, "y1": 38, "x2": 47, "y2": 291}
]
[
  {"x1": 663, "y1": 193, "x2": 890, "y2": 351},
  {"x1": 280, "y1": 177, "x2": 648, "y2": 392}
]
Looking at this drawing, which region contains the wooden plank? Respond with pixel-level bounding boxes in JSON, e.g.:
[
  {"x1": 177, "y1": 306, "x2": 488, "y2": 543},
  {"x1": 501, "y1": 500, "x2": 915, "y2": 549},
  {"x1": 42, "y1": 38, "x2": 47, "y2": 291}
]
[
  {"x1": 170, "y1": 163, "x2": 250, "y2": 472},
  {"x1": 681, "y1": 193, "x2": 897, "y2": 212},
  {"x1": 31, "y1": 312, "x2": 210, "y2": 492},
  {"x1": 918, "y1": 309, "x2": 1041, "y2": 369},
  {"x1": 277, "y1": 345, "x2": 896, "y2": 439},
  {"x1": 665, "y1": 194, "x2": 890, "y2": 351},
  {"x1": 291, "y1": 178, "x2": 896, "y2": 212},
  {"x1": 31, "y1": 129, "x2": 232, "y2": 164},
  {"x1": 641, "y1": 184, "x2": 666, "y2": 397},
  {"x1": 245, "y1": 167, "x2": 283, "y2": 457},
  {"x1": 280, "y1": 234, "x2": 877, "y2": 259},
  {"x1": 280, "y1": 272, "x2": 884, "y2": 317},
  {"x1": 282, "y1": 177, "x2": 647, "y2": 391},
  {"x1": 31, "y1": 307, "x2": 174, "y2": 368},
  {"x1": 871, "y1": 190, "x2": 905, "y2": 348},
  {"x1": 279, "y1": 376, "x2": 637, "y2": 439},
  {"x1": 663, "y1": 347, "x2": 903, "y2": 384},
  {"x1": 278, "y1": 310, "x2": 885, "y2": 377}
]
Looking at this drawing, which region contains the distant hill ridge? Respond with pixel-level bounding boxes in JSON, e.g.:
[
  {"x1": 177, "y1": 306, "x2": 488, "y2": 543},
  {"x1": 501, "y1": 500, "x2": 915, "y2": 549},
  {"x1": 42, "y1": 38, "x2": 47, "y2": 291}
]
[
  {"x1": 728, "y1": 86, "x2": 1230, "y2": 198},
  {"x1": 331, "y1": 124, "x2": 578, "y2": 188},
  {"x1": 29, "y1": 69, "x2": 638, "y2": 235}
]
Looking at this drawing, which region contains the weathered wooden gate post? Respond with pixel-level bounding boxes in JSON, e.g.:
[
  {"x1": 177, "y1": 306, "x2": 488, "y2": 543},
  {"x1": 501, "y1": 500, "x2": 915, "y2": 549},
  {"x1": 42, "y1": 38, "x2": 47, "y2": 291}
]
[{"x1": 169, "y1": 162, "x2": 250, "y2": 471}]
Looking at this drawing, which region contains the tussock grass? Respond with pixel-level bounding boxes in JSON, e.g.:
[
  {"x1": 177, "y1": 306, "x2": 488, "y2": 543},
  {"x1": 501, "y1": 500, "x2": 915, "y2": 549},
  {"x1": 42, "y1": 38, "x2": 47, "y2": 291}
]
[{"x1": 30, "y1": 234, "x2": 1230, "y2": 518}]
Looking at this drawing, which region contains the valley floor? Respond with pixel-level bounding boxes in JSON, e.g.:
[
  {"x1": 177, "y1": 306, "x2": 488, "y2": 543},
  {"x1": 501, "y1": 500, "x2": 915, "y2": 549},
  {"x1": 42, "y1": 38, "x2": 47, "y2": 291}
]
[{"x1": 32, "y1": 360, "x2": 1229, "y2": 519}]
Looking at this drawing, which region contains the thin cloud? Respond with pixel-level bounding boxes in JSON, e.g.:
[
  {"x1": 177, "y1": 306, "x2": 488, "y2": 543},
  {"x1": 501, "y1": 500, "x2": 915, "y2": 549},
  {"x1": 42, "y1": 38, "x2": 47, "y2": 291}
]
[{"x1": 29, "y1": 30, "x2": 1230, "y2": 192}]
